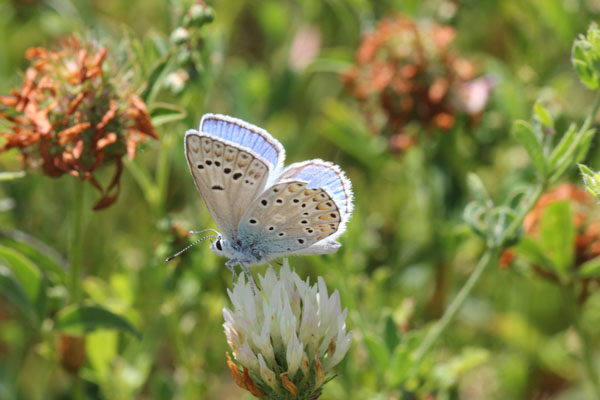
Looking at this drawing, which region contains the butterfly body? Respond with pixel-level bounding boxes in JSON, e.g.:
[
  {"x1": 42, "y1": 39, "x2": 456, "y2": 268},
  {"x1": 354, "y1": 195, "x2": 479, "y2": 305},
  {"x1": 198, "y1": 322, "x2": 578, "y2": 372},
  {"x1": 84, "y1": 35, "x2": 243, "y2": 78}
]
[{"x1": 185, "y1": 114, "x2": 353, "y2": 269}]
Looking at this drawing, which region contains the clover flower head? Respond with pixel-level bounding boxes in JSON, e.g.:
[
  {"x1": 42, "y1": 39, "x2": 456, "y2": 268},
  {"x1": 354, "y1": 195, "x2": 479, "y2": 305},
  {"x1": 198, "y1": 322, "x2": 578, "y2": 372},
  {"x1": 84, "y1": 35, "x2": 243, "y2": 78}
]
[
  {"x1": 0, "y1": 36, "x2": 158, "y2": 209},
  {"x1": 341, "y1": 15, "x2": 488, "y2": 154},
  {"x1": 223, "y1": 260, "x2": 353, "y2": 399}
]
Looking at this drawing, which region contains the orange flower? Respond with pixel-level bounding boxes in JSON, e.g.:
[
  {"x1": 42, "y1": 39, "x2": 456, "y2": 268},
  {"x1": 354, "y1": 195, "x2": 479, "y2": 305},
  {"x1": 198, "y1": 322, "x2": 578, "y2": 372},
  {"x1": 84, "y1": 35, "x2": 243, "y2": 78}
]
[
  {"x1": 504, "y1": 183, "x2": 600, "y2": 301},
  {"x1": 0, "y1": 36, "x2": 158, "y2": 210}
]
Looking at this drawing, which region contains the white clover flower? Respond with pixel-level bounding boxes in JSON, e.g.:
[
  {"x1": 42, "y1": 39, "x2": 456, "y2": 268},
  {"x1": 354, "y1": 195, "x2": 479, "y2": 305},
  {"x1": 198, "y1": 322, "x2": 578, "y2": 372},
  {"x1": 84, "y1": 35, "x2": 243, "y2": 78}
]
[{"x1": 223, "y1": 260, "x2": 353, "y2": 399}]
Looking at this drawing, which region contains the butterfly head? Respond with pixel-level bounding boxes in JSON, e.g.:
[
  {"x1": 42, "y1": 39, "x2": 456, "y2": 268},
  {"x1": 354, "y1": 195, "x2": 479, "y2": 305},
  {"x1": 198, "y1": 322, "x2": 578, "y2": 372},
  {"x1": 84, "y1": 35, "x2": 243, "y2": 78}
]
[
  {"x1": 210, "y1": 236, "x2": 225, "y2": 255},
  {"x1": 209, "y1": 235, "x2": 239, "y2": 260}
]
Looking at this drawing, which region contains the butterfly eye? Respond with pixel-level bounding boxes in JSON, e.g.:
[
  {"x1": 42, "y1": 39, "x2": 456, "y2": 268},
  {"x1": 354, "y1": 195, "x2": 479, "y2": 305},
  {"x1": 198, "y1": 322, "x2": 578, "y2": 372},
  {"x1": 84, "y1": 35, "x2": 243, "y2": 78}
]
[{"x1": 215, "y1": 239, "x2": 223, "y2": 251}]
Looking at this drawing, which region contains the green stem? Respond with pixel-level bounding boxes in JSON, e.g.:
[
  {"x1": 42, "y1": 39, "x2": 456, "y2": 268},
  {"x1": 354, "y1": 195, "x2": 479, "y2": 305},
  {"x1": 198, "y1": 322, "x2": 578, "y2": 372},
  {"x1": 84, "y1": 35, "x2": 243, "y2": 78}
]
[
  {"x1": 410, "y1": 247, "x2": 499, "y2": 370},
  {"x1": 409, "y1": 179, "x2": 546, "y2": 375},
  {"x1": 69, "y1": 181, "x2": 84, "y2": 304},
  {"x1": 580, "y1": 92, "x2": 600, "y2": 135},
  {"x1": 571, "y1": 288, "x2": 600, "y2": 399},
  {"x1": 155, "y1": 134, "x2": 173, "y2": 218}
]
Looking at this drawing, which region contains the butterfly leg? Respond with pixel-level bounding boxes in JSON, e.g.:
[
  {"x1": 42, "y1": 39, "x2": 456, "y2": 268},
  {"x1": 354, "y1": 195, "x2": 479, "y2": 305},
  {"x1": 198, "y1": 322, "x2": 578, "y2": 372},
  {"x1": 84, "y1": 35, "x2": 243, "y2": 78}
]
[
  {"x1": 225, "y1": 259, "x2": 238, "y2": 285},
  {"x1": 239, "y1": 262, "x2": 259, "y2": 295}
]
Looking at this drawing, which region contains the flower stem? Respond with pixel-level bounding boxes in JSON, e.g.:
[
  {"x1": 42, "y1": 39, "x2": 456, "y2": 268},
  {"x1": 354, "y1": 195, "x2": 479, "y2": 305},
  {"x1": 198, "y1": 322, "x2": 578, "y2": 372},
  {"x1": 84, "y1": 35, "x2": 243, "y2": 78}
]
[
  {"x1": 69, "y1": 181, "x2": 85, "y2": 304},
  {"x1": 409, "y1": 183, "x2": 545, "y2": 376},
  {"x1": 156, "y1": 133, "x2": 173, "y2": 219},
  {"x1": 410, "y1": 246, "x2": 499, "y2": 371},
  {"x1": 570, "y1": 288, "x2": 600, "y2": 399}
]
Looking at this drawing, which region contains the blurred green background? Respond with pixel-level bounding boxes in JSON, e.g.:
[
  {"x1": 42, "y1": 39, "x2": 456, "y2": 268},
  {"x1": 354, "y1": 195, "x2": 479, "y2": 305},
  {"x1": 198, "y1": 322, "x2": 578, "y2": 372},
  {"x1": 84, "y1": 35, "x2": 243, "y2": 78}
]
[{"x1": 2, "y1": 0, "x2": 600, "y2": 399}]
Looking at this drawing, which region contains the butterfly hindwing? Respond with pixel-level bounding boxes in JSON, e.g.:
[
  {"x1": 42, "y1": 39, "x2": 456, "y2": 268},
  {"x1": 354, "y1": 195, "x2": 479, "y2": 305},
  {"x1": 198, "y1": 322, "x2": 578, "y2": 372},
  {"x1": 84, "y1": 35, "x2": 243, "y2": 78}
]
[
  {"x1": 237, "y1": 181, "x2": 342, "y2": 255},
  {"x1": 278, "y1": 159, "x2": 353, "y2": 238},
  {"x1": 185, "y1": 132, "x2": 270, "y2": 238}
]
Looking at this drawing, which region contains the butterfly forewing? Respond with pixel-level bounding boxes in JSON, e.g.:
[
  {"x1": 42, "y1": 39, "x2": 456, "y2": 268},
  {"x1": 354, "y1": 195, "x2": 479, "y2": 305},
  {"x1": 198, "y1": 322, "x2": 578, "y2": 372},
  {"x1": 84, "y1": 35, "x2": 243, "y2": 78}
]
[
  {"x1": 237, "y1": 182, "x2": 342, "y2": 254},
  {"x1": 186, "y1": 133, "x2": 270, "y2": 239},
  {"x1": 200, "y1": 114, "x2": 285, "y2": 180}
]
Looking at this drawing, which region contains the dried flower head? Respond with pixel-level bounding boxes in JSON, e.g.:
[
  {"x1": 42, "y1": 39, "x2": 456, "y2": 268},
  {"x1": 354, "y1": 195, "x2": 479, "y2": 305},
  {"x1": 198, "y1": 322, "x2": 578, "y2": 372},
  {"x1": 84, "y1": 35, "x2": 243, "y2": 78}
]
[
  {"x1": 223, "y1": 260, "x2": 353, "y2": 399},
  {"x1": 341, "y1": 15, "x2": 487, "y2": 153},
  {"x1": 0, "y1": 36, "x2": 158, "y2": 210}
]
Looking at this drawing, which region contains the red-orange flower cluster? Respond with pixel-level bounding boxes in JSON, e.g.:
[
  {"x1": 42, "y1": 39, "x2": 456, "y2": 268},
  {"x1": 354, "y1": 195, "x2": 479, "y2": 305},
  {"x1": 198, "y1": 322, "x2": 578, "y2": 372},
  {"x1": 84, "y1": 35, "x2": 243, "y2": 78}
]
[
  {"x1": 341, "y1": 15, "x2": 481, "y2": 153},
  {"x1": 0, "y1": 37, "x2": 158, "y2": 209},
  {"x1": 502, "y1": 183, "x2": 600, "y2": 301}
]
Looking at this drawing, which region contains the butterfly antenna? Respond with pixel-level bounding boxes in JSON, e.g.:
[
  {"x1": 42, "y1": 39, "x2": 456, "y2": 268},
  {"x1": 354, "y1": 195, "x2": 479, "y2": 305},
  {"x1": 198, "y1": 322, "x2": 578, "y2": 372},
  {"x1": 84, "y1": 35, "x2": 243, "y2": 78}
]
[
  {"x1": 189, "y1": 228, "x2": 219, "y2": 236},
  {"x1": 165, "y1": 235, "x2": 217, "y2": 262}
]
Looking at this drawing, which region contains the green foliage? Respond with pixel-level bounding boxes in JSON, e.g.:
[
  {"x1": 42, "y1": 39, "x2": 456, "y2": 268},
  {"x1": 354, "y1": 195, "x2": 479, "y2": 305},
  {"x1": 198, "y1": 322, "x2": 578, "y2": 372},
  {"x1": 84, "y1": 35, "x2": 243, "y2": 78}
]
[
  {"x1": 573, "y1": 23, "x2": 600, "y2": 90},
  {"x1": 1, "y1": 1, "x2": 600, "y2": 399}
]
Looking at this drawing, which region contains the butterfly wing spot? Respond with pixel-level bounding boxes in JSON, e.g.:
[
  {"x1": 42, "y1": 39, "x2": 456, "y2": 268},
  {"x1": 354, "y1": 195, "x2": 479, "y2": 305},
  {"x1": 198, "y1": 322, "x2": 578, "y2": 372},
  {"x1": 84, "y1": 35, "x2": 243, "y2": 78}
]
[
  {"x1": 297, "y1": 239, "x2": 304, "y2": 244},
  {"x1": 312, "y1": 193, "x2": 327, "y2": 202},
  {"x1": 212, "y1": 185, "x2": 224, "y2": 191},
  {"x1": 276, "y1": 199, "x2": 283, "y2": 204},
  {"x1": 224, "y1": 168, "x2": 231, "y2": 174},
  {"x1": 214, "y1": 142, "x2": 224, "y2": 156},
  {"x1": 278, "y1": 232, "x2": 285, "y2": 237},
  {"x1": 317, "y1": 201, "x2": 335, "y2": 210},
  {"x1": 233, "y1": 173, "x2": 242, "y2": 180},
  {"x1": 287, "y1": 183, "x2": 304, "y2": 192},
  {"x1": 249, "y1": 219, "x2": 258, "y2": 224},
  {"x1": 201, "y1": 138, "x2": 212, "y2": 153},
  {"x1": 225, "y1": 148, "x2": 236, "y2": 161},
  {"x1": 261, "y1": 200, "x2": 268, "y2": 206},
  {"x1": 268, "y1": 226, "x2": 275, "y2": 231},
  {"x1": 215, "y1": 161, "x2": 221, "y2": 167},
  {"x1": 206, "y1": 160, "x2": 212, "y2": 166},
  {"x1": 197, "y1": 164, "x2": 204, "y2": 170},
  {"x1": 237, "y1": 153, "x2": 251, "y2": 168}
]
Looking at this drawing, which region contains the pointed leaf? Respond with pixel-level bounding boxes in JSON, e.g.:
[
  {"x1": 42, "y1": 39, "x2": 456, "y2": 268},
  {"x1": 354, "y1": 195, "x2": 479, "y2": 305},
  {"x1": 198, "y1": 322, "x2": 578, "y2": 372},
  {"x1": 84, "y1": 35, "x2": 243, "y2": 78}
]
[
  {"x1": 384, "y1": 315, "x2": 401, "y2": 352},
  {"x1": 0, "y1": 245, "x2": 45, "y2": 317},
  {"x1": 534, "y1": 102, "x2": 554, "y2": 128},
  {"x1": 54, "y1": 305, "x2": 141, "y2": 339},
  {"x1": 512, "y1": 120, "x2": 547, "y2": 176},
  {"x1": 0, "y1": 266, "x2": 37, "y2": 324},
  {"x1": 549, "y1": 123, "x2": 577, "y2": 170},
  {"x1": 513, "y1": 236, "x2": 556, "y2": 271},
  {"x1": 150, "y1": 103, "x2": 187, "y2": 126},
  {"x1": 140, "y1": 55, "x2": 171, "y2": 103},
  {"x1": 0, "y1": 231, "x2": 68, "y2": 284},
  {"x1": 364, "y1": 333, "x2": 390, "y2": 371},
  {"x1": 579, "y1": 257, "x2": 600, "y2": 278},
  {"x1": 539, "y1": 200, "x2": 574, "y2": 274}
]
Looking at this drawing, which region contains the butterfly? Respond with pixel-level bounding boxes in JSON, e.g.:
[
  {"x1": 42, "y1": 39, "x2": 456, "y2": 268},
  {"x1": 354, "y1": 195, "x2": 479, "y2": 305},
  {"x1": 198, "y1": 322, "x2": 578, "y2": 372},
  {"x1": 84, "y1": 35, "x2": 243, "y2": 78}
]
[{"x1": 182, "y1": 114, "x2": 353, "y2": 277}]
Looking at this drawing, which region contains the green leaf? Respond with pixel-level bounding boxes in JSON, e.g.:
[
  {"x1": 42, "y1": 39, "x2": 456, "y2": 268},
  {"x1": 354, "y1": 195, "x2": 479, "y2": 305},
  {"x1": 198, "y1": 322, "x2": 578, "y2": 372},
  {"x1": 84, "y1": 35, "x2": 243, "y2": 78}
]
[
  {"x1": 512, "y1": 120, "x2": 547, "y2": 176},
  {"x1": 0, "y1": 245, "x2": 45, "y2": 317},
  {"x1": 466, "y1": 173, "x2": 489, "y2": 204},
  {"x1": 384, "y1": 315, "x2": 400, "y2": 352},
  {"x1": 150, "y1": 103, "x2": 187, "y2": 126},
  {"x1": 0, "y1": 230, "x2": 68, "y2": 284},
  {"x1": 0, "y1": 266, "x2": 37, "y2": 323},
  {"x1": 534, "y1": 102, "x2": 554, "y2": 128},
  {"x1": 549, "y1": 123, "x2": 577, "y2": 170},
  {"x1": 574, "y1": 128, "x2": 596, "y2": 164},
  {"x1": 86, "y1": 330, "x2": 118, "y2": 380},
  {"x1": 539, "y1": 201, "x2": 574, "y2": 275},
  {"x1": 54, "y1": 305, "x2": 141, "y2": 339},
  {"x1": 579, "y1": 257, "x2": 600, "y2": 278},
  {"x1": 363, "y1": 333, "x2": 390, "y2": 371},
  {"x1": 513, "y1": 236, "x2": 556, "y2": 271},
  {"x1": 140, "y1": 55, "x2": 172, "y2": 103}
]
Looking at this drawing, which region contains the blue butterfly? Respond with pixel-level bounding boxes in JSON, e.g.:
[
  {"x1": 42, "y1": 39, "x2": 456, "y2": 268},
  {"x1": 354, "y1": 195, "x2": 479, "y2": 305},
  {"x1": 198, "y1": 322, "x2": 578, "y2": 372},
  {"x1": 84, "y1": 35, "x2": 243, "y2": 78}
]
[{"x1": 183, "y1": 114, "x2": 353, "y2": 276}]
